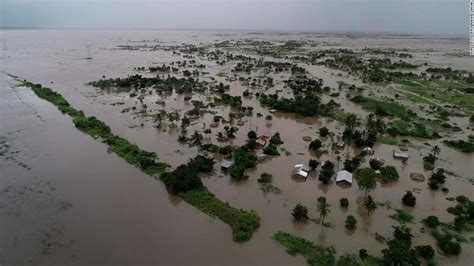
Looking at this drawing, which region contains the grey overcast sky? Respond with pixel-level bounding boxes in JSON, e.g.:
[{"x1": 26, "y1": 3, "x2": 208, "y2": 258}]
[{"x1": 0, "y1": 0, "x2": 470, "y2": 36}]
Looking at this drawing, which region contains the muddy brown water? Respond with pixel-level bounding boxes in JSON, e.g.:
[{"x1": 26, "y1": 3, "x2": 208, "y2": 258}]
[{"x1": 1, "y1": 29, "x2": 473, "y2": 265}]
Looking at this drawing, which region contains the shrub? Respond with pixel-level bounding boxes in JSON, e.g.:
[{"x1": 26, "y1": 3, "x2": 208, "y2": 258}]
[
  {"x1": 355, "y1": 168, "x2": 377, "y2": 193},
  {"x1": 269, "y1": 132, "x2": 284, "y2": 145},
  {"x1": 309, "y1": 139, "x2": 322, "y2": 151},
  {"x1": 309, "y1": 159, "x2": 319, "y2": 170},
  {"x1": 340, "y1": 198, "x2": 349, "y2": 208},
  {"x1": 319, "y1": 127, "x2": 329, "y2": 137},
  {"x1": 402, "y1": 191, "x2": 416, "y2": 207},
  {"x1": 423, "y1": 216, "x2": 440, "y2": 229},
  {"x1": 319, "y1": 161, "x2": 335, "y2": 184},
  {"x1": 161, "y1": 164, "x2": 203, "y2": 195},
  {"x1": 345, "y1": 215, "x2": 357, "y2": 231},
  {"x1": 432, "y1": 231, "x2": 461, "y2": 256},
  {"x1": 380, "y1": 166, "x2": 399, "y2": 181},
  {"x1": 247, "y1": 130, "x2": 257, "y2": 140},
  {"x1": 263, "y1": 143, "x2": 280, "y2": 156},
  {"x1": 292, "y1": 204, "x2": 309, "y2": 221},
  {"x1": 258, "y1": 173, "x2": 272, "y2": 183},
  {"x1": 230, "y1": 165, "x2": 248, "y2": 180},
  {"x1": 415, "y1": 245, "x2": 435, "y2": 259},
  {"x1": 369, "y1": 159, "x2": 382, "y2": 170}
]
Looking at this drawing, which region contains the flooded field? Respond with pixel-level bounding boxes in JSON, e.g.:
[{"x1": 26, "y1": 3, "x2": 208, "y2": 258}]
[{"x1": 1, "y1": 29, "x2": 473, "y2": 265}]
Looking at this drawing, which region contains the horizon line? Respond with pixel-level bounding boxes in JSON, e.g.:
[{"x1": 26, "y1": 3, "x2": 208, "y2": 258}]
[{"x1": 0, "y1": 26, "x2": 468, "y2": 39}]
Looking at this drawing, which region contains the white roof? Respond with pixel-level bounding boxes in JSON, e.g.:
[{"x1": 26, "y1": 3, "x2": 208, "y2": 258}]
[
  {"x1": 293, "y1": 164, "x2": 310, "y2": 172},
  {"x1": 293, "y1": 169, "x2": 309, "y2": 178},
  {"x1": 220, "y1": 160, "x2": 234, "y2": 169},
  {"x1": 393, "y1": 150, "x2": 409, "y2": 158},
  {"x1": 292, "y1": 164, "x2": 310, "y2": 178},
  {"x1": 336, "y1": 170, "x2": 353, "y2": 184}
]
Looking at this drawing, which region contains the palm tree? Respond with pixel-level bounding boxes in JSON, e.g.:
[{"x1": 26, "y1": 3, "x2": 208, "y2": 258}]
[
  {"x1": 345, "y1": 114, "x2": 360, "y2": 133},
  {"x1": 336, "y1": 155, "x2": 341, "y2": 169},
  {"x1": 363, "y1": 195, "x2": 377, "y2": 215},
  {"x1": 431, "y1": 145, "x2": 441, "y2": 158},
  {"x1": 317, "y1": 197, "x2": 331, "y2": 232}
]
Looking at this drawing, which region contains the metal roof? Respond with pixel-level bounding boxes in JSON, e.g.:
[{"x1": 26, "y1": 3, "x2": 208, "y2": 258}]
[{"x1": 336, "y1": 170, "x2": 353, "y2": 184}]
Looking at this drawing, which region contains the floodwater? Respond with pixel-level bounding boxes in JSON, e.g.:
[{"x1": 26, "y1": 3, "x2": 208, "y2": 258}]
[{"x1": 1, "y1": 29, "x2": 473, "y2": 265}]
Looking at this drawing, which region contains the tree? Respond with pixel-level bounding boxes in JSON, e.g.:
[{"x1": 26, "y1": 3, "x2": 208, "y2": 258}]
[
  {"x1": 382, "y1": 239, "x2": 420, "y2": 266},
  {"x1": 230, "y1": 165, "x2": 248, "y2": 180},
  {"x1": 292, "y1": 204, "x2": 309, "y2": 221},
  {"x1": 309, "y1": 139, "x2": 322, "y2": 151},
  {"x1": 415, "y1": 245, "x2": 434, "y2": 260},
  {"x1": 263, "y1": 144, "x2": 280, "y2": 156},
  {"x1": 340, "y1": 198, "x2": 349, "y2": 208},
  {"x1": 369, "y1": 159, "x2": 382, "y2": 170},
  {"x1": 363, "y1": 195, "x2": 377, "y2": 215},
  {"x1": 380, "y1": 166, "x2": 399, "y2": 182},
  {"x1": 355, "y1": 168, "x2": 377, "y2": 194},
  {"x1": 423, "y1": 216, "x2": 440, "y2": 229},
  {"x1": 345, "y1": 215, "x2": 357, "y2": 231},
  {"x1": 269, "y1": 132, "x2": 284, "y2": 145},
  {"x1": 247, "y1": 130, "x2": 257, "y2": 140},
  {"x1": 319, "y1": 126, "x2": 330, "y2": 137},
  {"x1": 258, "y1": 173, "x2": 272, "y2": 183},
  {"x1": 432, "y1": 145, "x2": 441, "y2": 158},
  {"x1": 308, "y1": 159, "x2": 319, "y2": 170},
  {"x1": 319, "y1": 161, "x2": 335, "y2": 184},
  {"x1": 393, "y1": 225, "x2": 414, "y2": 244},
  {"x1": 345, "y1": 113, "x2": 360, "y2": 133},
  {"x1": 402, "y1": 191, "x2": 416, "y2": 207},
  {"x1": 317, "y1": 197, "x2": 331, "y2": 232}
]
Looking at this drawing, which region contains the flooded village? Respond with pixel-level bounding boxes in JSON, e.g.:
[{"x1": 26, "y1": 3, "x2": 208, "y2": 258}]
[{"x1": 1, "y1": 29, "x2": 474, "y2": 265}]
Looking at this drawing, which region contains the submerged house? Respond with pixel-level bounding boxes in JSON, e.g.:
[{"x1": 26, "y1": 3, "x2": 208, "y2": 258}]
[
  {"x1": 220, "y1": 160, "x2": 234, "y2": 171},
  {"x1": 292, "y1": 164, "x2": 310, "y2": 179},
  {"x1": 336, "y1": 170, "x2": 353, "y2": 184},
  {"x1": 256, "y1": 135, "x2": 269, "y2": 147},
  {"x1": 393, "y1": 150, "x2": 409, "y2": 159}
]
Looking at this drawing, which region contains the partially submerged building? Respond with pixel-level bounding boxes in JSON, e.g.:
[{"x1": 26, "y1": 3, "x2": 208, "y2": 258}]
[
  {"x1": 336, "y1": 170, "x2": 353, "y2": 184},
  {"x1": 220, "y1": 160, "x2": 234, "y2": 171},
  {"x1": 393, "y1": 150, "x2": 409, "y2": 160},
  {"x1": 292, "y1": 164, "x2": 310, "y2": 179}
]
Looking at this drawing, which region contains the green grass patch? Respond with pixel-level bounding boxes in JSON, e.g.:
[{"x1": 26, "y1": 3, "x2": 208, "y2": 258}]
[
  {"x1": 273, "y1": 231, "x2": 336, "y2": 266},
  {"x1": 389, "y1": 209, "x2": 414, "y2": 224},
  {"x1": 350, "y1": 95, "x2": 411, "y2": 119},
  {"x1": 181, "y1": 189, "x2": 260, "y2": 242},
  {"x1": 394, "y1": 77, "x2": 474, "y2": 112}
]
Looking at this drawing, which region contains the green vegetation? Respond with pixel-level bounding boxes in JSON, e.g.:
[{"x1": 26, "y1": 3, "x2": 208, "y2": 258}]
[
  {"x1": 231, "y1": 146, "x2": 258, "y2": 180},
  {"x1": 181, "y1": 189, "x2": 260, "y2": 242},
  {"x1": 319, "y1": 161, "x2": 335, "y2": 184},
  {"x1": 432, "y1": 231, "x2": 461, "y2": 256},
  {"x1": 394, "y1": 77, "x2": 474, "y2": 112},
  {"x1": 351, "y1": 95, "x2": 411, "y2": 119},
  {"x1": 345, "y1": 215, "x2": 357, "y2": 231},
  {"x1": 402, "y1": 191, "x2": 416, "y2": 207},
  {"x1": 273, "y1": 232, "x2": 336, "y2": 266},
  {"x1": 415, "y1": 245, "x2": 435, "y2": 260},
  {"x1": 387, "y1": 120, "x2": 438, "y2": 139},
  {"x1": 389, "y1": 209, "x2": 414, "y2": 224},
  {"x1": 444, "y1": 139, "x2": 474, "y2": 153},
  {"x1": 292, "y1": 204, "x2": 309, "y2": 222},
  {"x1": 263, "y1": 143, "x2": 280, "y2": 156},
  {"x1": 24, "y1": 80, "x2": 259, "y2": 242},
  {"x1": 340, "y1": 198, "x2": 349, "y2": 208},
  {"x1": 257, "y1": 172, "x2": 272, "y2": 183},
  {"x1": 317, "y1": 197, "x2": 331, "y2": 231},
  {"x1": 423, "y1": 216, "x2": 441, "y2": 229},
  {"x1": 354, "y1": 168, "x2": 377, "y2": 193},
  {"x1": 269, "y1": 132, "x2": 284, "y2": 145}
]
